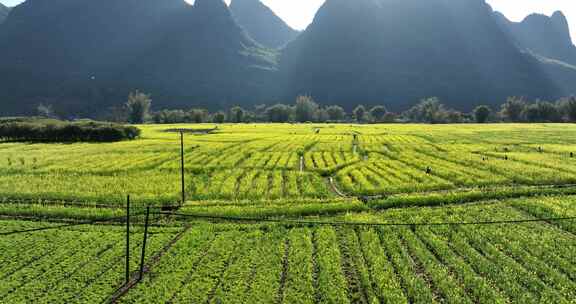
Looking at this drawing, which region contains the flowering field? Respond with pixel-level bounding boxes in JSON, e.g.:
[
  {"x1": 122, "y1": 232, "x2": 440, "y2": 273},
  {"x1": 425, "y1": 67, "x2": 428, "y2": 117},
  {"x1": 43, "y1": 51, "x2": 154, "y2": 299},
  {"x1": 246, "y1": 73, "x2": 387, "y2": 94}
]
[{"x1": 1, "y1": 123, "x2": 576, "y2": 303}]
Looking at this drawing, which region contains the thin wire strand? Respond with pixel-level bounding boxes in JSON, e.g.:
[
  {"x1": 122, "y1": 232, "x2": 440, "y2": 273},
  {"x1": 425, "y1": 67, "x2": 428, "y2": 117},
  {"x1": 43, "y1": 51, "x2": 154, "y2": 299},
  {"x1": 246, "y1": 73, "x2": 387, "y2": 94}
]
[
  {"x1": 3, "y1": 211, "x2": 574, "y2": 236},
  {"x1": 0, "y1": 213, "x2": 145, "y2": 236},
  {"x1": 154, "y1": 211, "x2": 576, "y2": 227}
]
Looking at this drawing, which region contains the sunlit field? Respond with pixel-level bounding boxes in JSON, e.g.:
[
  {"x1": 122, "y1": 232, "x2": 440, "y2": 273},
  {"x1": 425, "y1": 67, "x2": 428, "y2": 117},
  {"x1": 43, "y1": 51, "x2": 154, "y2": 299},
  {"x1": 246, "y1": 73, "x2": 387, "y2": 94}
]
[
  {"x1": 3, "y1": 123, "x2": 576, "y2": 205},
  {"x1": 2, "y1": 123, "x2": 576, "y2": 303}
]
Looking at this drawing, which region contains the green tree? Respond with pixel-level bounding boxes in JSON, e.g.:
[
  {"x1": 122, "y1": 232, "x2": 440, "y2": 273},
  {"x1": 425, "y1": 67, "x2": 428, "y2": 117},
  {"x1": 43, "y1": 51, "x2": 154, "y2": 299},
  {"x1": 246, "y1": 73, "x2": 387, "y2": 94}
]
[
  {"x1": 188, "y1": 109, "x2": 208, "y2": 123},
  {"x1": 523, "y1": 104, "x2": 540, "y2": 123},
  {"x1": 500, "y1": 96, "x2": 526, "y2": 122},
  {"x1": 558, "y1": 97, "x2": 576, "y2": 122},
  {"x1": 266, "y1": 104, "x2": 292, "y2": 123},
  {"x1": 326, "y1": 105, "x2": 346, "y2": 121},
  {"x1": 36, "y1": 103, "x2": 56, "y2": 119},
  {"x1": 522, "y1": 101, "x2": 560, "y2": 122},
  {"x1": 152, "y1": 109, "x2": 187, "y2": 124},
  {"x1": 473, "y1": 105, "x2": 492, "y2": 123},
  {"x1": 370, "y1": 105, "x2": 388, "y2": 123},
  {"x1": 126, "y1": 91, "x2": 151, "y2": 124},
  {"x1": 444, "y1": 110, "x2": 464, "y2": 123},
  {"x1": 294, "y1": 95, "x2": 318, "y2": 122},
  {"x1": 315, "y1": 108, "x2": 329, "y2": 123},
  {"x1": 382, "y1": 112, "x2": 398, "y2": 123},
  {"x1": 105, "y1": 106, "x2": 128, "y2": 123},
  {"x1": 353, "y1": 105, "x2": 367, "y2": 123},
  {"x1": 230, "y1": 106, "x2": 245, "y2": 123},
  {"x1": 404, "y1": 97, "x2": 447, "y2": 123},
  {"x1": 254, "y1": 104, "x2": 267, "y2": 122},
  {"x1": 213, "y1": 112, "x2": 226, "y2": 124},
  {"x1": 536, "y1": 101, "x2": 561, "y2": 122}
]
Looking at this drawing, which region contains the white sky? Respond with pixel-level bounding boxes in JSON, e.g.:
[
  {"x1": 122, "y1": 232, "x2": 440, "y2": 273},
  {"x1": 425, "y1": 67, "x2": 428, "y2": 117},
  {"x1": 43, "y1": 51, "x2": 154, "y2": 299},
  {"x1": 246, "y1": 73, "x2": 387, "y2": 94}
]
[
  {"x1": 487, "y1": 0, "x2": 576, "y2": 42},
  {"x1": 1, "y1": 0, "x2": 574, "y2": 41}
]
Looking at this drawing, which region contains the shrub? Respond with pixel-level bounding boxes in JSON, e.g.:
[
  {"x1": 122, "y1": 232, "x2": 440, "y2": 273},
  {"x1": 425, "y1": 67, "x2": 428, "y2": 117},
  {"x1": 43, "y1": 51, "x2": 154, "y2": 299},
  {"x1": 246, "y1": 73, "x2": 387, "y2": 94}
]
[
  {"x1": 473, "y1": 105, "x2": 492, "y2": 123},
  {"x1": 0, "y1": 119, "x2": 140, "y2": 142},
  {"x1": 353, "y1": 105, "x2": 367, "y2": 123},
  {"x1": 370, "y1": 105, "x2": 388, "y2": 123}
]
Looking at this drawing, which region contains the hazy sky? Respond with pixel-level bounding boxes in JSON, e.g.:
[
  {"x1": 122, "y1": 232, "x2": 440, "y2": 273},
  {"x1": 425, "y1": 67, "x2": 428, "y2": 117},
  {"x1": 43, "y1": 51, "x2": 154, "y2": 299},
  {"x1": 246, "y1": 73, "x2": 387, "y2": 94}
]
[{"x1": 1, "y1": 0, "x2": 574, "y2": 41}]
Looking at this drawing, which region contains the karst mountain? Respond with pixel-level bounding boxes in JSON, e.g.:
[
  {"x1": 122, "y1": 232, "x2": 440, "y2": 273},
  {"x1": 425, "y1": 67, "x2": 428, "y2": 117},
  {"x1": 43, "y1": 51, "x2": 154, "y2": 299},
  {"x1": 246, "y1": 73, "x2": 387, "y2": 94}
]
[
  {"x1": 229, "y1": 0, "x2": 299, "y2": 49},
  {"x1": 0, "y1": 3, "x2": 9, "y2": 24},
  {"x1": 0, "y1": 0, "x2": 574, "y2": 115}
]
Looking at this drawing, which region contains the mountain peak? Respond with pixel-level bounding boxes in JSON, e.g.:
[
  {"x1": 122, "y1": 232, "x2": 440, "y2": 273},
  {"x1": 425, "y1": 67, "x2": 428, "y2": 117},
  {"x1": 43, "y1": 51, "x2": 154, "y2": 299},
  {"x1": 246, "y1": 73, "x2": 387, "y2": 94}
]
[
  {"x1": 493, "y1": 11, "x2": 510, "y2": 24},
  {"x1": 230, "y1": 0, "x2": 298, "y2": 48},
  {"x1": 192, "y1": 0, "x2": 239, "y2": 33},
  {"x1": 232, "y1": 0, "x2": 260, "y2": 4},
  {"x1": 0, "y1": 0, "x2": 273, "y2": 115},
  {"x1": 194, "y1": 0, "x2": 228, "y2": 12},
  {"x1": 281, "y1": 0, "x2": 558, "y2": 110},
  {"x1": 551, "y1": 10, "x2": 571, "y2": 40},
  {"x1": 522, "y1": 13, "x2": 551, "y2": 24},
  {"x1": 0, "y1": 3, "x2": 9, "y2": 24},
  {"x1": 521, "y1": 12, "x2": 572, "y2": 44},
  {"x1": 230, "y1": 0, "x2": 267, "y2": 12},
  {"x1": 552, "y1": 10, "x2": 567, "y2": 22},
  {"x1": 498, "y1": 8, "x2": 576, "y2": 66}
]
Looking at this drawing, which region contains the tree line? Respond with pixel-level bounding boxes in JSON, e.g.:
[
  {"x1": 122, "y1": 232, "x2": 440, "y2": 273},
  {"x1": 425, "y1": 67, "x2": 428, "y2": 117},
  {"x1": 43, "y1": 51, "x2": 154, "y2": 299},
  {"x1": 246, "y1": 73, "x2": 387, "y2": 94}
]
[
  {"x1": 0, "y1": 118, "x2": 140, "y2": 142},
  {"x1": 82, "y1": 91, "x2": 576, "y2": 124}
]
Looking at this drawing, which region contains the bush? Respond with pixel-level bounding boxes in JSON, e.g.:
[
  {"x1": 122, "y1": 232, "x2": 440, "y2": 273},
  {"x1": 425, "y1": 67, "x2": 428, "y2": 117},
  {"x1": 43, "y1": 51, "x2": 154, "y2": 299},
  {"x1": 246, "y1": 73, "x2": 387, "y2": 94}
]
[
  {"x1": 473, "y1": 105, "x2": 492, "y2": 123},
  {"x1": 370, "y1": 105, "x2": 388, "y2": 123},
  {"x1": 353, "y1": 105, "x2": 367, "y2": 123},
  {"x1": 0, "y1": 119, "x2": 140, "y2": 142},
  {"x1": 266, "y1": 104, "x2": 293, "y2": 123},
  {"x1": 500, "y1": 96, "x2": 526, "y2": 122}
]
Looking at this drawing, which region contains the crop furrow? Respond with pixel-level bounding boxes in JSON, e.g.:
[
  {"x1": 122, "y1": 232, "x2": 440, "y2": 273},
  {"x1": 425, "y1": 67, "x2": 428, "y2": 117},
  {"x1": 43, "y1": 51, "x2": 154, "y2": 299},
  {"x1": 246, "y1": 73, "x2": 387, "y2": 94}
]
[{"x1": 276, "y1": 237, "x2": 291, "y2": 304}]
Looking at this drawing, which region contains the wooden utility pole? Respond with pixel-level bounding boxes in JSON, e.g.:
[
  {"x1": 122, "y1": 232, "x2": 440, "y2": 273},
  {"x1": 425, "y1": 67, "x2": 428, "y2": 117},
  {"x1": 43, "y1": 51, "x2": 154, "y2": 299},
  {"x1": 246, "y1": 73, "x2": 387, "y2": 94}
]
[
  {"x1": 139, "y1": 206, "x2": 150, "y2": 281},
  {"x1": 125, "y1": 195, "x2": 130, "y2": 285},
  {"x1": 180, "y1": 131, "x2": 185, "y2": 206}
]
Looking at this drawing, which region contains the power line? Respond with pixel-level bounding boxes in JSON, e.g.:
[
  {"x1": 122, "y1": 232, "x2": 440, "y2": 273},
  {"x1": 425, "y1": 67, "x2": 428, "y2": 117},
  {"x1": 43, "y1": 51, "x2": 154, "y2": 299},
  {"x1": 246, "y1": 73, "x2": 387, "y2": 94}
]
[
  {"x1": 0, "y1": 222, "x2": 91, "y2": 236},
  {"x1": 0, "y1": 213, "x2": 145, "y2": 236},
  {"x1": 2, "y1": 210, "x2": 574, "y2": 236},
  {"x1": 154, "y1": 211, "x2": 576, "y2": 227}
]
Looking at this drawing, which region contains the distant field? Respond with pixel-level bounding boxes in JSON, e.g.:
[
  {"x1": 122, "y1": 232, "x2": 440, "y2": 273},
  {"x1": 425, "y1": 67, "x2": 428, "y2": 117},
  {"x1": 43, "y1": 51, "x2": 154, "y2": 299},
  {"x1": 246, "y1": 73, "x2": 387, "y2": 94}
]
[
  {"x1": 2, "y1": 123, "x2": 576, "y2": 206},
  {"x1": 1, "y1": 123, "x2": 576, "y2": 303}
]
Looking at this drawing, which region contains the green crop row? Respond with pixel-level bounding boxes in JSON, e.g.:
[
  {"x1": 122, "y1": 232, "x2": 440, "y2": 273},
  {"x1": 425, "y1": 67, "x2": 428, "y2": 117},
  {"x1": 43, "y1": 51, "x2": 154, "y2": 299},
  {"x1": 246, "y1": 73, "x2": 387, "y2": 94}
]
[{"x1": 0, "y1": 219, "x2": 178, "y2": 304}]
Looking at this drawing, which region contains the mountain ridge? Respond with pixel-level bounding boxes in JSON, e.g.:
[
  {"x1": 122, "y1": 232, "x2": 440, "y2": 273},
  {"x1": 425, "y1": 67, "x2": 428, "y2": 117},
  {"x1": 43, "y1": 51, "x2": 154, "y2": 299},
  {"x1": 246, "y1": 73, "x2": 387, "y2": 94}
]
[
  {"x1": 495, "y1": 10, "x2": 576, "y2": 65},
  {"x1": 230, "y1": 0, "x2": 299, "y2": 49},
  {"x1": 494, "y1": 9, "x2": 576, "y2": 96},
  {"x1": 0, "y1": 0, "x2": 274, "y2": 116},
  {"x1": 0, "y1": 3, "x2": 9, "y2": 24},
  {"x1": 0, "y1": 0, "x2": 574, "y2": 115},
  {"x1": 280, "y1": 0, "x2": 559, "y2": 111}
]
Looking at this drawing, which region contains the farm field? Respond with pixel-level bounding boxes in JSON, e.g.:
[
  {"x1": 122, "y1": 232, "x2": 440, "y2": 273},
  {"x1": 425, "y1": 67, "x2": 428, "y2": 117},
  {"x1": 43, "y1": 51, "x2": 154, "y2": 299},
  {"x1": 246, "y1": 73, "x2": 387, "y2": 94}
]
[{"x1": 1, "y1": 123, "x2": 576, "y2": 303}]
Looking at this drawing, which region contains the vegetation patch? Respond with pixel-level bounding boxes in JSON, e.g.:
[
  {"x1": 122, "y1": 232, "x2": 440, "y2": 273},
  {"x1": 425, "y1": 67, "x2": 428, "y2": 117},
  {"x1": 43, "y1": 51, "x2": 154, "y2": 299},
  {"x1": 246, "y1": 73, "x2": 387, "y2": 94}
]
[
  {"x1": 2, "y1": 123, "x2": 576, "y2": 303},
  {"x1": 0, "y1": 119, "x2": 140, "y2": 143},
  {"x1": 164, "y1": 127, "x2": 218, "y2": 135}
]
